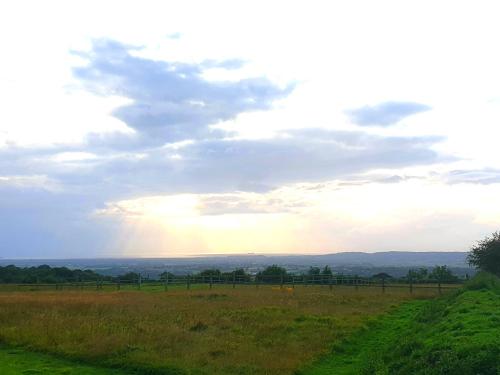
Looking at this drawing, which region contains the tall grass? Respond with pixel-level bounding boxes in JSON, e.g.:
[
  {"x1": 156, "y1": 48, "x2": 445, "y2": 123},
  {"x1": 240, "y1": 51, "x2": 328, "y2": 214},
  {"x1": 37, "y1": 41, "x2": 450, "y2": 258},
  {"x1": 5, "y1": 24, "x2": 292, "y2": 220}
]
[{"x1": 0, "y1": 285, "x2": 435, "y2": 374}]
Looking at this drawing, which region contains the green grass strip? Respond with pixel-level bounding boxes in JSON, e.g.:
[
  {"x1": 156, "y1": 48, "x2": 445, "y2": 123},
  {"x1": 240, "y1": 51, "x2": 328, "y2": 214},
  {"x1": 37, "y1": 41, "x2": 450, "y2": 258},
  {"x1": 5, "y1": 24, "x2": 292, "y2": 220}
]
[
  {"x1": 298, "y1": 299, "x2": 428, "y2": 375},
  {"x1": 0, "y1": 347, "x2": 130, "y2": 375},
  {"x1": 301, "y1": 272, "x2": 500, "y2": 375}
]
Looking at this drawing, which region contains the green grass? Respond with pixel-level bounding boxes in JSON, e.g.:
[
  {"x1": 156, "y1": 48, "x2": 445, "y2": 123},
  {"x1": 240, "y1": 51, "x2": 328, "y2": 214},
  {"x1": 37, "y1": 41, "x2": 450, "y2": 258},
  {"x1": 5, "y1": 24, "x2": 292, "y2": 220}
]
[
  {"x1": 301, "y1": 272, "x2": 500, "y2": 375},
  {"x1": 0, "y1": 347, "x2": 130, "y2": 374},
  {"x1": 0, "y1": 285, "x2": 437, "y2": 374}
]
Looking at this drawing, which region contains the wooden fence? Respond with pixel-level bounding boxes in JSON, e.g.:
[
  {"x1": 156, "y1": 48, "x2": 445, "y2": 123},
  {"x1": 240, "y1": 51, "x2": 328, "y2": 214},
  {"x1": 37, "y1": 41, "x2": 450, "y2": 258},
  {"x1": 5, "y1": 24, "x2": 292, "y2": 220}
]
[{"x1": 0, "y1": 274, "x2": 462, "y2": 295}]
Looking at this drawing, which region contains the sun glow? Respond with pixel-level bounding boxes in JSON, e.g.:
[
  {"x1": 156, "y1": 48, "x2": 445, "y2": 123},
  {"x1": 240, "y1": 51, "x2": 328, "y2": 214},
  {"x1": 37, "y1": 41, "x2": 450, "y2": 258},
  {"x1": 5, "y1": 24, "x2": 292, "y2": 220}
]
[{"x1": 96, "y1": 178, "x2": 500, "y2": 257}]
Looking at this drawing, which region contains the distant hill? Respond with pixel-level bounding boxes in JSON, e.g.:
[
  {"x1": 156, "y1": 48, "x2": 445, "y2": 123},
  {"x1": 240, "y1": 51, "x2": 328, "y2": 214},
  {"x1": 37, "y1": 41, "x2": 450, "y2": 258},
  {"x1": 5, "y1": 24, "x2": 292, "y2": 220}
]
[{"x1": 296, "y1": 251, "x2": 469, "y2": 267}]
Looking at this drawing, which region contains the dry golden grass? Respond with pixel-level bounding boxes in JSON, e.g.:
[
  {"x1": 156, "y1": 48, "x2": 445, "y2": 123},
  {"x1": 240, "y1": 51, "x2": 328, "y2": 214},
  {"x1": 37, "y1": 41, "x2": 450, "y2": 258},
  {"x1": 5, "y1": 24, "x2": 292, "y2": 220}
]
[{"x1": 0, "y1": 285, "x2": 439, "y2": 374}]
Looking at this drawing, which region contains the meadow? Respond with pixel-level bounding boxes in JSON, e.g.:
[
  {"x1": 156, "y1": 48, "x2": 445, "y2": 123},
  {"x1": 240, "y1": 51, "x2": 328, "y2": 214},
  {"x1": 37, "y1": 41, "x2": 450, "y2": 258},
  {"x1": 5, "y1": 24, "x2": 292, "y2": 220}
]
[{"x1": 0, "y1": 284, "x2": 439, "y2": 374}]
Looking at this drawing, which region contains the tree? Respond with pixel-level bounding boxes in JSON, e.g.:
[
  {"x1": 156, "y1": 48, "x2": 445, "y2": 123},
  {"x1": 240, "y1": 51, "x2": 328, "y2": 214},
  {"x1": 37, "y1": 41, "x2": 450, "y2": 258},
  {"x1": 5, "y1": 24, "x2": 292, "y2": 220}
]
[
  {"x1": 307, "y1": 266, "x2": 321, "y2": 276},
  {"x1": 159, "y1": 271, "x2": 175, "y2": 280},
  {"x1": 259, "y1": 265, "x2": 287, "y2": 276},
  {"x1": 407, "y1": 268, "x2": 428, "y2": 281},
  {"x1": 0, "y1": 264, "x2": 106, "y2": 284},
  {"x1": 119, "y1": 272, "x2": 140, "y2": 282},
  {"x1": 321, "y1": 265, "x2": 333, "y2": 276},
  {"x1": 198, "y1": 269, "x2": 221, "y2": 277},
  {"x1": 372, "y1": 272, "x2": 392, "y2": 280},
  {"x1": 257, "y1": 265, "x2": 288, "y2": 282},
  {"x1": 232, "y1": 268, "x2": 247, "y2": 277},
  {"x1": 223, "y1": 268, "x2": 250, "y2": 282},
  {"x1": 468, "y1": 231, "x2": 500, "y2": 276},
  {"x1": 429, "y1": 265, "x2": 457, "y2": 282}
]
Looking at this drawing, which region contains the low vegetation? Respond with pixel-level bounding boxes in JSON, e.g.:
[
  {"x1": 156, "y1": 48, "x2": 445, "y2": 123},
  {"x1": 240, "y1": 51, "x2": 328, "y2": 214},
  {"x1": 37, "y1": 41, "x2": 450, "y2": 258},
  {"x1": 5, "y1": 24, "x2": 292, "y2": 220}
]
[
  {"x1": 0, "y1": 285, "x2": 436, "y2": 374},
  {"x1": 302, "y1": 272, "x2": 500, "y2": 375},
  {"x1": 0, "y1": 347, "x2": 129, "y2": 375},
  {"x1": 468, "y1": 231, "x2": 500, "y2": 277}
]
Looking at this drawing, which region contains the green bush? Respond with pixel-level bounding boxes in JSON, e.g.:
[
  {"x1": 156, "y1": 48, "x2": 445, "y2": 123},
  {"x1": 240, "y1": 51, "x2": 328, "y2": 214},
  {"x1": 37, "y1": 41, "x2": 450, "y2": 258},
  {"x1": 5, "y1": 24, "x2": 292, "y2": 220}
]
[{"x1": 463, "y1": 272, "x2": 500, "y2": 293}]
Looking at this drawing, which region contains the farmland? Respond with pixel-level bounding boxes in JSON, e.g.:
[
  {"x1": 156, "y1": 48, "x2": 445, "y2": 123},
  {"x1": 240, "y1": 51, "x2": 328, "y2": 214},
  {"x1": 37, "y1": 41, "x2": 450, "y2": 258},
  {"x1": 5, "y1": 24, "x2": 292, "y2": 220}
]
[{"x1": 0, "y1": 284, "x2": 438, "y2": 374}]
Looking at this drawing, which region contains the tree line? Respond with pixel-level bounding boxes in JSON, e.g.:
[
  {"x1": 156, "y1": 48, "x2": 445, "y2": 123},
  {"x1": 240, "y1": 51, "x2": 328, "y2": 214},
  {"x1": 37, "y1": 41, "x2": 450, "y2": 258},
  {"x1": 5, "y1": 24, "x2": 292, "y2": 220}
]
[
  {"x1": 0, "y1": 265, "x2": 107, "y2": 284},
  {"x1": 0, "y1": 263, "x2": 463, "y2": 284}
]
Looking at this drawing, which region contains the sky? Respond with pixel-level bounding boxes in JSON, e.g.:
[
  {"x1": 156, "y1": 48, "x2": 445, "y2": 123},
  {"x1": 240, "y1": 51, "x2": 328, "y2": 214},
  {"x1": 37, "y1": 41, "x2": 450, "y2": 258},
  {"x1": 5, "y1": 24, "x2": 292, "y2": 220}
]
[{"x1": 1, "y1": 0, "x2": 500, "y2": 258}]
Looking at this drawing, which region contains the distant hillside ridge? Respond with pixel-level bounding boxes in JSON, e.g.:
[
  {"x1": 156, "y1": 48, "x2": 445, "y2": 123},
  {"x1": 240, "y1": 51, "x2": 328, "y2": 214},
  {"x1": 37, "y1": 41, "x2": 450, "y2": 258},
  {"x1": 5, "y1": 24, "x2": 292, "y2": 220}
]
[
  {"x1": 0, "y1": 251, "x2": 469, "y2": 267},
  {"x1": 304, "y1": 251, "x2": 469, "y2": 267}
]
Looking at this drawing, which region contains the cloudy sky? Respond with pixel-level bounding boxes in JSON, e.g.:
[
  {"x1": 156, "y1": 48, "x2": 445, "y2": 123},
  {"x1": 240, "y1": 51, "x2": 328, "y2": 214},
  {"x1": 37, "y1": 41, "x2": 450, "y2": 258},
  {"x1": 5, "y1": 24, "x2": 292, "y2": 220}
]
[{"x1": 1, "y1": 1, "x2": 500, "y2": 258}]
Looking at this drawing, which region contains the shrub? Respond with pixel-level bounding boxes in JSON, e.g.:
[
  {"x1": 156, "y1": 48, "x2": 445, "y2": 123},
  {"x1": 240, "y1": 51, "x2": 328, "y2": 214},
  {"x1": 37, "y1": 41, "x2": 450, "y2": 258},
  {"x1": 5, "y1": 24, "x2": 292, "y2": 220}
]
[
  {"x1": 463, "y1": 272, "x2": 500, "y2": 293},
  {"x1": 467, "y1": 231, "x2": 500, "y2": 276}
]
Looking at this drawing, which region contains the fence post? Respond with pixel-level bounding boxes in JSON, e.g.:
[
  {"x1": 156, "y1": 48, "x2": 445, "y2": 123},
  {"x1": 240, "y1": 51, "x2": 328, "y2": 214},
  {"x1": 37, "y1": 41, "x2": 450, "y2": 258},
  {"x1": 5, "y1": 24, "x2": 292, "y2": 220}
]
[
  {"x1": 292, "y1": 276, "x2": 295, "y2": 289},
  {"x1": 329, "y1": 275, "x2": 333, "y2": 291},
  {"x1": 117, "y1": 278, "x2": 121, "y2": 291},
  {"x1": 409, "y1": 276, "x2": 413, "y2": 294},
  {"x1": 382, "y1": 277, "x2": 386, "y2": 293},
  {"x1": 233, "y1": 273, "x2": 236, "y2": 289},
  {"x1": 438, "y1": 279, "x2": 442, "y2": 295},
  {"x1": 280, "y1": 274, "x2": 284, "y2": 289},
  {"x1": 209, "y1": 275, "x2": 213, "y2": 289},
  {"x1": 187, "y1": 275, "x2": 191, "y2": 290},
  {"x1": 138, "y1": 274, "x2": 142, "y2": 290}
]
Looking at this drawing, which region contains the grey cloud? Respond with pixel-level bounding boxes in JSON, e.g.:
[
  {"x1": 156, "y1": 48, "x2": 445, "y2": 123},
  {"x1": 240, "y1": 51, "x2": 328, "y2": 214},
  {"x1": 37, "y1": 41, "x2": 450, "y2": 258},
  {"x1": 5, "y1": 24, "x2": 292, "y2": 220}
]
[
  {"x1": 0, "y1": 185, "x2": 118, "y2": 258},
  {"x1": 69, "y1": 129, "x2": 445, "y2": 196},
  {"x1": 0, "y1": 130, "x2": 445, "y2": 198},
  {"x1": 166, "y1": 32, "x2": 182, "y2": 40},
  {"x1": 347, "y1": 101, "x2": 431, "y2": 126},
  {"x1": 196, "y1": 194, "x2": 304, "y2": 216},
  {"x1": 177, "y1": 130, "x2": 443, "y2": 190},
  {"x1": 446, "y1": 169, "x2": 500, "y2": 185},
  {"x1": 73, "y1": 39, "x2": 293, "y2": 145},
  {"x1": 334, "y1": 174, "x2": 424, "y2": 188},
  {"x1": 236, "y1": 182, "x2": 276, "y2": 193}
]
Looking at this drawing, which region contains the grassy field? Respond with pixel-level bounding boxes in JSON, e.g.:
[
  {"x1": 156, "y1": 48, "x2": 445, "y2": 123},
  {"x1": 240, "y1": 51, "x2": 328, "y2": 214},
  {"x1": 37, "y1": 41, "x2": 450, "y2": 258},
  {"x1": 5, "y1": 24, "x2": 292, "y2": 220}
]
[
  {"x1": 0, "y1": 284, "x2": 438, "y2": 374},
  {"x1": 302, "y1": 272, "x2": 500, "y2": 375}
]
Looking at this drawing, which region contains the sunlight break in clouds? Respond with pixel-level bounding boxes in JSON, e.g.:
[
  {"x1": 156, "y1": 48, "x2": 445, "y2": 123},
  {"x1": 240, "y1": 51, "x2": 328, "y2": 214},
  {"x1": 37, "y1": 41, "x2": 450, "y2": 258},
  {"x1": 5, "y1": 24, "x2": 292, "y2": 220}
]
[{"x1": 1, "y1": 1, "x2": 500, "y2": 257}]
